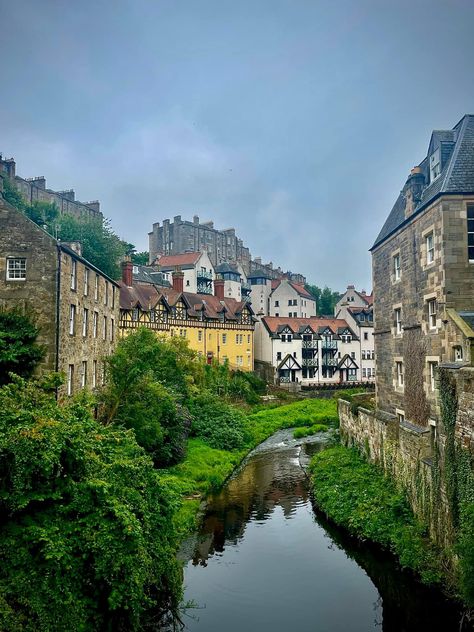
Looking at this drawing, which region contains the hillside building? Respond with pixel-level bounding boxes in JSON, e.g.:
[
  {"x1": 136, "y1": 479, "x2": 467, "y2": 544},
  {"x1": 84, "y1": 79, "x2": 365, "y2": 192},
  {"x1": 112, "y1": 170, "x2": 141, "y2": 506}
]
[
  {"x1": 269, "y1": 279, "x2": 316, "y2": 318},
  {"x1": 0, "y1": 182, "x2": 118, "y2": 396},
  {"x1": 155, "y1": 251, "x2": 215, "y2": 295}
]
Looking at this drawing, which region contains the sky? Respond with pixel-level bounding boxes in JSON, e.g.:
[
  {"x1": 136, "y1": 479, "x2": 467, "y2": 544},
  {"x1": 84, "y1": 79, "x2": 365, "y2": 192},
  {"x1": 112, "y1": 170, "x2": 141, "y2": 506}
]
[{"x1": 1, "y1": 0, "x2": 473, "y2": 291}]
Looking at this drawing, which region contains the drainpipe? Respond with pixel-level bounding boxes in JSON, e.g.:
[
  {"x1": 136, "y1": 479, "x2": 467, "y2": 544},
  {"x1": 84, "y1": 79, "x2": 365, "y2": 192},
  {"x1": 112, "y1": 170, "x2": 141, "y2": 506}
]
[{"x1": 54, "y1": 245, "x2": 61, "y2": 400}]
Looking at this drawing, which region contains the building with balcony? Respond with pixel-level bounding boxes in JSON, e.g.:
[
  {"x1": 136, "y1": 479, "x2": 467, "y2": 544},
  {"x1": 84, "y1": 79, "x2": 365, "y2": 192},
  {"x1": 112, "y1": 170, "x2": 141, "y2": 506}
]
[
  {"x1": 255, "y1": 316, "x2": 361, "y2": 384},
  {"x1": 155, "y1": 251, "x2": 215, "y2": 295}
]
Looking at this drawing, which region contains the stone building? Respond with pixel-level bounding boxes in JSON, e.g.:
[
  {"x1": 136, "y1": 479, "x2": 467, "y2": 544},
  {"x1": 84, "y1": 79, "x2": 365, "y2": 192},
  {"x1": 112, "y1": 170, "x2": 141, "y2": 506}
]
[
  {"x1": 0, "y1": 155, "x2": 102, "y2": 221},
  {"x1": 0, "y1": 183, "x2": 118, "y2": 396},
  {"x1": 371, "y1": 113, "x2": 474, "y2": 427},
  {"x1": 255, "y1": 316, "x2": 361, "y2": 385},
  {"x1": 119, "y1": 262, "x2": 256, "y2": 371}
]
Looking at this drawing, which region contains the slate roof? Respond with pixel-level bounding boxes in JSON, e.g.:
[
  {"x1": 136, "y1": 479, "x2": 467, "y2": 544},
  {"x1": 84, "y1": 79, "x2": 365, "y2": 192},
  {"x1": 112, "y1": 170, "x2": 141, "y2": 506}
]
[
  {"x1": 215, "y1": 262, "x2": 240, "y2": 275},
  {"x1": 458, "y1": 311, "x2": 474, "y2": 335},
  {"x1": 157, "y1": 252, "x2": 202, "y2": 269},
  {"x1": 372, "y1": 114, "x2": 474, "y2": 250},
  {"x1": 133, "y1": 265, "x2": 171, "y2": 287}
]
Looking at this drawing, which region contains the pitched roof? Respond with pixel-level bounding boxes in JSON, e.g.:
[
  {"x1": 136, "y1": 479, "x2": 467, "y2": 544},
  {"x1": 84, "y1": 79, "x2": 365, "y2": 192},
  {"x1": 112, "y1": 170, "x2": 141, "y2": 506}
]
[
  {"x1": 215, "y1": 262, "x2": 240, "y2": 275},
  {"x1": 133, "y1": 264, "x2": 171, "y2": 287},
  {"x1": 270, "y1": 279, "x2": 314, "y2": 300},
  {"x1": 119, "y1": 281, "x2": 164, "y2": 310},
  {"x1": 157, "y1": 252, "x2": 202, "y2": 269},
  {"x1": 372, "y1": 114, "x2": 474, "y2": 250},
  {"x1": 262, "y1": 316, "x2": 357, "y2": 338}
]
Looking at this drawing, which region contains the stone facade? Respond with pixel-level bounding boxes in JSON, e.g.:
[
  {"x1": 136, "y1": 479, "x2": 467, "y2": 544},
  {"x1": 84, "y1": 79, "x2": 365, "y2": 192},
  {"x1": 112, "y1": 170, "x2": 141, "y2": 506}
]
[
  {"x1": 0, "y1": 184, "x2": 118, "y2": 396},
  {"x1": 0, "y1": 155, "x2": 102, "y2": 221}
]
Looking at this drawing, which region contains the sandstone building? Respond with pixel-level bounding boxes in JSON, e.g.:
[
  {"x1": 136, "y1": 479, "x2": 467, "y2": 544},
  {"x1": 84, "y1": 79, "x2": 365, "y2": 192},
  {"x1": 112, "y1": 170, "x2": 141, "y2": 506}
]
[
  {"x1": 0, "y1": 155, "x2": 103, "y2": 221},
  {"x1": 0, "y1": 181, "x2": 118, "y2": 396},
  {"x1": 371, "y1": 114, "x2": 474, "y2": 427},
  {"x1": 119, "y1": 262, "x2": 255, "y2": 371}
]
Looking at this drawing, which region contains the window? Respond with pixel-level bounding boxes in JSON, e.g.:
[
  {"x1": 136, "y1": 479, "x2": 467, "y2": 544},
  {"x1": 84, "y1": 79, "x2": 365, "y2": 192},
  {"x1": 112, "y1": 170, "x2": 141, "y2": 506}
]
[
  {"x1": 93, "y1": 311, "x2": 98, "y2": 338},
  {"x1": 454, "y1": 346, "x2": 463, "y2": 362},
  {"x1": 362, "y1": 368, "x2": 367, "y2": 378},
  {"x1": 393, "y1": 253, "x2": 401, "y2": 281},
  {"x1": 222, "y1": 333, "x2": 227, "y2": 344},
  {"x1": 430, "y1": 148, "x2": 441, "y2": 182},
  {"x1": 198, "y1": 330, "x2": 203, "y2": 342},
  {"x1": 71, "y1": 259, "x2": 77, "y2": 290},
  {"x1": 112, "y1": 286, "x2": 115, "y2": 309},
  {"x1": 247, "y1": 335, "x2": 250, "y2": 344},
  {"x1": 468, "y1": 205, "x2": 474, "y2": 262},
  {"x1": 6, "y1": 257, "x2": 26, "y2": 280},
  {"x1": 394, "y1": 308, "x2": 402, "y2": 335},
  {"x1": 92, "y1": 360, "x2": 97, "y2": 388},
  {"x1": 82, "y1": 308, "x2": 88, "y2": 337},
  {"x1": 288, "y1": 300, "x2": 292, "y2": 306},
  {"x1": 103, "y1": 316, "x2": 107, "y2": 340},
  {"x1": 81, "y1": 361, "x2": 87, "y2": 388},
  {"x1": 275, "y1": 300, "x2": 279, "y2": 307},
  {"x1": 94, "y1": 274, "x2": 99, "y2": 301},
  {"x1": 362, "y1": 350, "x2": 366, "y2": 360},
  {"x1": 275, "y1": 313, "x2": 279, "y2": 317},
  {"x1": 132, "y1": 308, "x2": 139, "y2": 322},
  {"x1": 364, "y1": 332, "x2": 369, "y2": 341},
  {"x1": 69, "y1": 305, "x2": 76, "y2": 335},
  {"x1": 110, "y1": 318, "x2": 115, "y2": 341},
  {"x1": 396, "y1": 361, "x2": 404, "y2": 388},
  {"x1": 84, "y1": 268, "x2": 89, "y2": 295},
  {"x1": 428, "y1": 361, "x2": 438, "y2": 392},
  {"x1": 67, "y1": 364, "x2": 74, "y2": 396},
  {"x1": 104, "y1": 281, "x2": 108, "y2": 306},
  {"x1": 277, "y1": 352, "x2": 282, "y2": 361},
  {"x1": 426, "y1": 232, "x2": 435, "y2": 264},
  {"x1": 397, "y1": 410, "x2": 405, "y2": 424},
  {"x1": 351, "y1": 352, "x2": 356, "y2": 359},
  {"x1": 427, "y1": 298, "x2": 437, "y2": 329}
]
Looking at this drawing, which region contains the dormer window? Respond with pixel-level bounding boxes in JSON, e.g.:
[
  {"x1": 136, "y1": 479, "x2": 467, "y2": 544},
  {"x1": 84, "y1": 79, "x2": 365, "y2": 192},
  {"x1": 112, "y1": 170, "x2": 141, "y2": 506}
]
[{"x1": 430, "y1": 148, "x2": 441, "y2": 182}]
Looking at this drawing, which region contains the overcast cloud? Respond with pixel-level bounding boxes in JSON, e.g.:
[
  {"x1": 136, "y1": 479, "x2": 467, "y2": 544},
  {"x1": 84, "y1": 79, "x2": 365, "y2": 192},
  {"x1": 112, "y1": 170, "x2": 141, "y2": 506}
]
[{"x1": 1, "y1": 0, "x2": 474, "y2": 290}]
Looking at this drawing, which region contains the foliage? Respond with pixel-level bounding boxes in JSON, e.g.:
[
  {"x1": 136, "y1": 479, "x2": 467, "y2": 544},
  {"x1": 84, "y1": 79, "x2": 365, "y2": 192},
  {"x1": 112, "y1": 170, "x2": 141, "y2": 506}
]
[
  {"x1": 305, "y1": 284, "x2": 341, "y2": 316},
  {"x1": 310, "y1": 446, "x2": 444, "y2": 584},
  {"x1": 2, "y1": 176, "x2": 25, "y2": 210},
  {"x1": 100, "y1": 329, "x2": 191, "y2": 466},
  {"x1": 0, "y1": 376, "x2": 182, "y2": 631},
  {"x1": 188, "y1": 391, "x2": 249, "y2": 451},
  {"x1": 457, "y1": 503, "x2": 474, "y2": 607},
  {"x1": 293, "y1": 424, "x2": 328, "y2": 439},
  {"x1": 0, "y1": 310, "x2": 44, "y2": 385},
  {"x1": 132, "y1": 251, "x2": 150, "y2": 265}
]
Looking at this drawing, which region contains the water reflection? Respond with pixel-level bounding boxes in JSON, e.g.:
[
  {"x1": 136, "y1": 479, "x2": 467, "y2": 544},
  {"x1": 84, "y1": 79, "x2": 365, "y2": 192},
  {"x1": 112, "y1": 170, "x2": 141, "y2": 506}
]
[{"x1": 181, "y1": 430, "x2": 465, "y2": 632}]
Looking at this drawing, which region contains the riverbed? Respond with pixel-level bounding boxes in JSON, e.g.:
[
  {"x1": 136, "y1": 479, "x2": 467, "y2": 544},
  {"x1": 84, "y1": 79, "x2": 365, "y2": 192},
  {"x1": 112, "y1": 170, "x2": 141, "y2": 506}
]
[{"x1": 180, "y1": 429, "x2": 464, "y2": 631}]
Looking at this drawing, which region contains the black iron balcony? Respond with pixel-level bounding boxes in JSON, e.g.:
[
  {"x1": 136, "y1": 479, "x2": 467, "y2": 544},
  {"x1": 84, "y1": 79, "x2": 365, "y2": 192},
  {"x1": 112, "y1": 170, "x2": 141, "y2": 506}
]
[
  {"x1": 302, "y1": 339, "x2": 318, "y2": 349},
  {"x1": 321, "y1": 339, "x2": 338, "y2": 350},
  {"x1": 302, "y1": 358, "x2": 319, "y2": 368}
]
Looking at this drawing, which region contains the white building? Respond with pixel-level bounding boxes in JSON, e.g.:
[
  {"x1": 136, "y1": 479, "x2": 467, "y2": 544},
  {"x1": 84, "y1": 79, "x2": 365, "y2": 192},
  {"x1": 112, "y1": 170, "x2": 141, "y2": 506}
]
[
  {"x1": 255, "y1": 316, "x2": 363, "y2": 385},
  {"x1": 335, "y1": 285, "x2": 375, "y2": 382},
  {"x1": 269, "y1": 279, "x2": 316, "y2": 317},
  {"x1": 248, "y1": 269, "x2": 273, "y2": 315},
  {"x1": 156, "y1": 251, "x2": 215, "y2": 295},
  {"x1": 215, "y1": 262, "x2": 252, "y2": 302}
]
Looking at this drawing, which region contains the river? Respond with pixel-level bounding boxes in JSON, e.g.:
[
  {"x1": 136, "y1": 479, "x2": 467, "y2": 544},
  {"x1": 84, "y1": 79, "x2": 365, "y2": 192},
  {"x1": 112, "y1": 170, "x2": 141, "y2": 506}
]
[{"x1": 179, "y1": 429, "x2": 465, "y2": 631}]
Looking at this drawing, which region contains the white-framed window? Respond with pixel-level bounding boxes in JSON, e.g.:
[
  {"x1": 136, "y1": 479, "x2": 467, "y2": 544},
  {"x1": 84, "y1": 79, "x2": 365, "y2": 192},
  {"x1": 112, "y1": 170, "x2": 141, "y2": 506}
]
[
  {"x1": 6, "y1": 257, "x2": 26, "y2": 280},
  {"x1": 426, "y1": 232, "x2": 435, "y2": 264},
  {"x1": 394, "y1": 308, "x2": 402, "y2": 335},
  {"x1": 94, "y1": 274, "x2": 99, "y2": 301},
  {"x1": 393, "y1": 253, "x2": 401, "y2": 281},
  {"x1": 362, "y1": 368, "x2": 367, "y2": 378},
  {"x1": 364, "y1": 332, "x2": 369, "y2": 340},
  {"x1": 396, "y1": 361, "x2": 404, "y2": 388},
  {"x1": 468, "y1": 204, "x2": 474, "y2": 262},
  {"x1": 92, "y1": 360, "x2": 97, "y2": 389},
  {"x1": 84, "y1": 268, "x2": 89, "y2": 296},
  {"x1": 362, "y1": 350, "x2": 366, "y2": 359},
  {"x1": 428, "y1": 361, "x2": 438, "y2": 392},
  {"x1": 69, "y1": 304, "x2": 76, "y2": 335},
  {"x1": 396, "y1": 409, "x2": 405, "y2": 424},
  {"x1": 93, "y1": 311, "x2": 98, "y2": 338},
  {"x1": 454, "y1": 345, "x2": 463, "y2": 362},
  {"x1": 275, "y1": 300, "x2": 279, "y2": 307},
  {"x1": 430, "y1": 148, "x2": 441, "y2": 182},
  {"x1": 70, "y1": 258, "x2": 77, "y2": 290},
  {"x1": 81, "y1": 361, "x2": 87, "y2": 388},
  {"x1": 67, "y1": 364, "x2": 74, "y2": 396},
  {"x1": 427, "y1": 298, "x2": 437, "y2": 329},
  {"x1": 82, "y1": 308, "x2": 88, "y2": 337}
]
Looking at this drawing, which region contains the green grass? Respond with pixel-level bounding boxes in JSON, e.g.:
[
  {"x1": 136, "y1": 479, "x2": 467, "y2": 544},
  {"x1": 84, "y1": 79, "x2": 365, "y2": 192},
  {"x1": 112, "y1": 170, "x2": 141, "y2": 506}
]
[
  {"x1": 293, "y1": 424, "x2": 328, "y2": 439},
  {"x1": 310, "y1": 446, "x2": 444, "y2": 585},
  {"x1": 167, "y1": 398, "x2": 339, "y2": 539}
]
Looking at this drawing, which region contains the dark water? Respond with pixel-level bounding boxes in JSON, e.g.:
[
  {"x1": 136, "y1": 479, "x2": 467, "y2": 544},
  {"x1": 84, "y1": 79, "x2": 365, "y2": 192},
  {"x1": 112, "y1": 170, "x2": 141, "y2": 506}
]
[{"x1": 180, "y1": 430, "x2": 465, "y2": 632}]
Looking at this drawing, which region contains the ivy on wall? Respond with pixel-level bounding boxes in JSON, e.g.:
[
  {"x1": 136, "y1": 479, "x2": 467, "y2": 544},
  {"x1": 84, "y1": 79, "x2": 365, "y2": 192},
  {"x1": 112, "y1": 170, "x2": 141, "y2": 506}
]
[{"x1": 404, "y1": 328, "x2": 430, "y2": 426}]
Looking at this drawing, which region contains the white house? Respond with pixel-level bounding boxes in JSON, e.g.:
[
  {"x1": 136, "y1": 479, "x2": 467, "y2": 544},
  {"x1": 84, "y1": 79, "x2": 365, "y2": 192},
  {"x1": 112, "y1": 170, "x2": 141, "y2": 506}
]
[
  {"x1": 215, "y1": 262, "x2": 252, "y2": 302},
  {"x1": 255, "y1": 316, "x2": 363, "y2": 385},
  {"x1": 269, "y1": 280, "x2": 316, "y2": 318},
  {"x1": 156, "y1": 251, "x2": 215, "y2": 295}
]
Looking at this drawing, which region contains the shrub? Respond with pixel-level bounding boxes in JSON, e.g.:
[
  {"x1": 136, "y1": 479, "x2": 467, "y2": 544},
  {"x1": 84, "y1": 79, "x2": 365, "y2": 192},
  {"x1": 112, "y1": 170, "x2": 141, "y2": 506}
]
[
  {"x1": 293, "y1": 424, "x2": 328, "y2": 439},
  {"x1": 0, "y1": 310, "x2": 44, "y2": 385},
  {"x1": 188, "y1": 391, "x2": 249, "y2": 451},
  {"x1": 0, "y1": 376, "x2": 182, "y2": 631},
  {"x1": 457, "y1": 502, "x2": 474, "y2": 606}
]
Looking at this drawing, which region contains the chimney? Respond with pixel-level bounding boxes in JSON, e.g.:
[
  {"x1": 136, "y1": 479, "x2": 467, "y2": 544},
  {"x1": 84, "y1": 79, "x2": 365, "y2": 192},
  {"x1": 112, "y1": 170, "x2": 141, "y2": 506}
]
[
  {"x1": 62, "y1": 241, "x2": 82, "y2": 257},
  {"x1": 172, "y1": 268, "x2": 184, "y2": 293},
  {"x1": 122, "y1": 260, "x2": 133, "y2": 287},
  {"x1": 404, "y1": 166, "x2": 425, "y2": 218},
  {"x1": 214, "y1": 278, "x2": 225, "y2": 300},
  {"x1": 193, "y1": 215, "x2": 200, "y2": 224}
]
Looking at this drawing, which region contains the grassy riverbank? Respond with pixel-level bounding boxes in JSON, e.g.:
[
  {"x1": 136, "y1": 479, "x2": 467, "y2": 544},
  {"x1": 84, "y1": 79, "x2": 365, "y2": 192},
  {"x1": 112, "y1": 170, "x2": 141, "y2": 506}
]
[
  {"x1": 165, "y1": 397, "x2": 341, "y2": 538},
  {"x1": 310, "y1": 446, "x2": 445, "y2": 585}
]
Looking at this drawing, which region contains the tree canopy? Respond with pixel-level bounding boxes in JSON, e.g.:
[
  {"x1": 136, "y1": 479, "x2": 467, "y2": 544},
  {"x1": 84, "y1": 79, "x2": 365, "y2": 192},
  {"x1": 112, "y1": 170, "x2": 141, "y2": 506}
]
[
  {"x1": 305, "y1": 284, "x2": 341, "y2": 316},
  {"x1": 0, "y1": 310, "x2": 44, "y2": 385}
]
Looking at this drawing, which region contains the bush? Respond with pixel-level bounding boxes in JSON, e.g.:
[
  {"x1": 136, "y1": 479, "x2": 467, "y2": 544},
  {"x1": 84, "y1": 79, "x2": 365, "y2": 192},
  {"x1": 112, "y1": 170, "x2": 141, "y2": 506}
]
[
  {"x1": 457, "y1": 502, "x2": 474, "y2": 606},
  {"x1": 0, "y1": 376, "x2": 182, "y2": 631},
  {"x1": 293, "y1": 424, "x2": 328, "y2": 439},
  {"x1": 0, "y1": 310, "x2": 44, "y2": 385},
  {"x1": 188, "y1": 392, "x2": 249, "y2": 451}
]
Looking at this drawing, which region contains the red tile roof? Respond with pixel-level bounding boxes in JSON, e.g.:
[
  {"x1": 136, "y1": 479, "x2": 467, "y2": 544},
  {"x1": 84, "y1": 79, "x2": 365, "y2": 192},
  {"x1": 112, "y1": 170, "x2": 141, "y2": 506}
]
[{"x1": 262, "y1": 315, "x2": 351, "y2": 334}]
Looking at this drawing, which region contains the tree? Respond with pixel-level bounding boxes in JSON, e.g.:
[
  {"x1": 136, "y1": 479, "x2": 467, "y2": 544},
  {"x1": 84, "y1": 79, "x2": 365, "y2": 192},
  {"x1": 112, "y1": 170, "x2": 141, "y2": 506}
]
[
  {"x1": 305, "y1": 284, "x2": 341, "y2": 316},
  {"x1": 0, "y1": 310, "x2": 44, "y2": 385},
  {"x1": 131, "y1": 251, "x2": 149, "y2": 265},
  {"x1": 0, "y1": 376, "x2": 182, "y2": 630}
]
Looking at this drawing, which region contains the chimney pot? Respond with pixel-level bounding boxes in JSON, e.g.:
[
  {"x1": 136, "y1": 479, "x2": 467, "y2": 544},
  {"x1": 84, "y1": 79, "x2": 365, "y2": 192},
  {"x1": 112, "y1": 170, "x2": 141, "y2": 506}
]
[
  {"x1": 214, "y1": 278, "x2": 225, "y2": 300},
  {"x1": 172, "y1": 268, "x2": 184, "y2": 293},
  {"x1": 122, "y1": 260, "x2": 133, "y2": 287}
]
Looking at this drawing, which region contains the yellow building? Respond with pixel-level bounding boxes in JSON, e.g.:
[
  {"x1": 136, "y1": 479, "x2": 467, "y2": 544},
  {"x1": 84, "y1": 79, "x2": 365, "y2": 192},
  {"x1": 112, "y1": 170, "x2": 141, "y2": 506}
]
[{"x1": 119, "y1": 264, "x2": 255, "y2": 371}]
